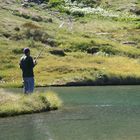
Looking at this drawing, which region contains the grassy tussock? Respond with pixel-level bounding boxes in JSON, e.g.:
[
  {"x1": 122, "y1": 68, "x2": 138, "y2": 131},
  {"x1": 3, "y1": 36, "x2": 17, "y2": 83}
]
[{"x1": 0, "y1": 90, "x2": 62, "y2": 117}]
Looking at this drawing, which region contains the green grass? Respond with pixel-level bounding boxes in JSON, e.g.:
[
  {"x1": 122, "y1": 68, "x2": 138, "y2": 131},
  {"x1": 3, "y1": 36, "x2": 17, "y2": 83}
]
[
  {"x1": 0, "y1": 90, "x2": 62, "y2": 117},
  {"x1": 0, "y1": 0, "x2": 140, "y2": 87}
]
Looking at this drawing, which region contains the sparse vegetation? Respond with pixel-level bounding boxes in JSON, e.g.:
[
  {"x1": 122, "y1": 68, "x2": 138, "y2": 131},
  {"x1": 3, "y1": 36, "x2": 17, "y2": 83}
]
[{"x1": 0, "y1": 0, "x2": 140, "y2": 87}]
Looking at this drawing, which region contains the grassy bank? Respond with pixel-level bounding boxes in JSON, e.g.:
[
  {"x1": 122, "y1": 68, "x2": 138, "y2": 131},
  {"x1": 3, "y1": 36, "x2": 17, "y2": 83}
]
[{"x1": 0, "y1": 90, "x2": 62, "y2": 117}]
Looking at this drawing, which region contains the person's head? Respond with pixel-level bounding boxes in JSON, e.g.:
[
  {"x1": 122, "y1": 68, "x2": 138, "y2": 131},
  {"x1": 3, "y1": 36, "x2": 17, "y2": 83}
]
[{"x1": 23, "y1": 48, "x2": 30, "y2": 56}]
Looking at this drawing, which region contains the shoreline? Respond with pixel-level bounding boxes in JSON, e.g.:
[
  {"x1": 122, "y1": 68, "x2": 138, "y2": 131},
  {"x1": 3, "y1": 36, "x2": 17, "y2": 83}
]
[
  {"x1": 0, "y1": 91, "x2": 62, "y2": 118},
  {"x1": 1, "y1": 81, "x2": 140, "y2": 88},
  {"x1": 1, "y1": 76, "x2": 140, "y2": 88}
]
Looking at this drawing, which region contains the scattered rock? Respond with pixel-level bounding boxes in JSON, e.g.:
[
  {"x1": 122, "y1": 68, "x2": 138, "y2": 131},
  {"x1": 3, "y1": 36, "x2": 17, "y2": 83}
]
[
  {"x1": 22, "y1": 22, "x2": 40, "y2": 29},
  {"x1": 31, "y1": 15, "x2": 43, "y2": 22},
  {"x1": 13, "y1": 9, "x2": 51, "y2": 23},
  {"x1": 49, "y1": 49, "x2": 66, "y2": 56},
  {"x1": 10, "y1": 35, "x2": 23, "y2": 41},
  {"x1": 123, "y1": 41, "x2": 137, "y2": 45},
  {"x1": 96, "y1": 32, "x2": 111, "y2": 35},
  {"x1": 3, "y1": 33, "x2": 11, "y2": 38},
  {"x1": 0, "y1": 76, "x2": 2, "y2": 80},
  {"x1": 14, "y1": 27, "x2": 20, "y2": 31},
  {"x1": 42, "y1": 38, "x2": 57, "y2": 47},
  {"x1": 23, "y1": 0, "x2": 43, "y2": 4},
  {"x1": 130, "y1": 7, "x2": 140, "y2": 15},
  {"x1": 44, "y1": 18, "x2": 53, "y2": 23},
  {"x1": 12, "y1": 48, "x2": 23, "y2": 54},
  {"x1": 21, "y1": 3, "x2": 29, "y2": 8},
  {"x1": 87, "y1": 47, "x2": 99, "y2": 54},
  {"x1": 40, "y1": 3, "x2": 48, "y2": 9},
  {"x1": 71, "y1": 11, "x2": 85, "y2": 17}
]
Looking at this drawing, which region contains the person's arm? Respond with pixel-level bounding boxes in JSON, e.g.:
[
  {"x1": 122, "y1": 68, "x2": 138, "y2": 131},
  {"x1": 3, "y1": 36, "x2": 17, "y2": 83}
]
[
  {"x1": 33, "y1": 59, "x2": 37, "y2": 66},
  {"x1": 30, "y1": 57, "x2": 37, "y2": 68},
  {"x1": 19, "y1": 59, "x2": 23, "y2": 69}
]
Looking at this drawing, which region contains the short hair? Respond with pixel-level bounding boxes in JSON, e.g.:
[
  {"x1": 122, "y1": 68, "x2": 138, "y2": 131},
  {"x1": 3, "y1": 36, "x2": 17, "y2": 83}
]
[{"x1": 23, "y1": 48, "x2": 30, "y2": 54}]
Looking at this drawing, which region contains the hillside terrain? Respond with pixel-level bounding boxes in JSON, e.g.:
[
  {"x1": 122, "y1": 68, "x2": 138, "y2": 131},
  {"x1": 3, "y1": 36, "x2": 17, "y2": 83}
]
[{"x1": 0, "y1": 0, "x2": 140, "y2": 87}]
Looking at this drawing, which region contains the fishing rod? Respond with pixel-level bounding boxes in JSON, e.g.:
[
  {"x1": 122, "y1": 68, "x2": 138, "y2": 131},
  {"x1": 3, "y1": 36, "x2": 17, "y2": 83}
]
[
  {"x1": 34, "y1": 45, "x2": 48, "y2": 61},
  {"x1": 34, "y1": 12, "x2": 74, "y2": 61}
]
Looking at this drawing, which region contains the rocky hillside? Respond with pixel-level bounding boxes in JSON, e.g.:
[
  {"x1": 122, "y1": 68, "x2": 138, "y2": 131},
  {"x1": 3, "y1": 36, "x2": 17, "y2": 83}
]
[{"x1": 0, "y1": 0, "x2": 140, "y2": 87}]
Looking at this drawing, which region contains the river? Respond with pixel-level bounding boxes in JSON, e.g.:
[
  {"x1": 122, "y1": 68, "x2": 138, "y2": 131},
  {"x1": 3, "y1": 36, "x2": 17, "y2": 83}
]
[{"x1": 0, "y1": 86, "x2": 140, "y2": 140}]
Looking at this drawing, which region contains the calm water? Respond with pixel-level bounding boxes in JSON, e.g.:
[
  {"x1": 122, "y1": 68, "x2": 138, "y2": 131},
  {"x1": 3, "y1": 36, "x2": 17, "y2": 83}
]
[{"x1": 0, "y1": 86, "x2": 140, "y2": 140}]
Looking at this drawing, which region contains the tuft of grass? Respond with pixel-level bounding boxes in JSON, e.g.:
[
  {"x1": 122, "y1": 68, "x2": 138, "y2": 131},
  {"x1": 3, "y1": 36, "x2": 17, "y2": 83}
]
[
  {"x1": 0, "y1": 90, "x2": 62, "y2": 117},
  {"x1": 45, "y1": 91, "x2": 62, "y2": 109}
]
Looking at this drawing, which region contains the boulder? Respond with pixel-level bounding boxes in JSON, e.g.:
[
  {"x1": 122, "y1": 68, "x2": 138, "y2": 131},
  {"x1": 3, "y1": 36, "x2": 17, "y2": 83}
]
[
  {"x1": 130, "y1": 7, "x2": 140, "y2": 15},
  {"x1": 87, "y1": 47, "x2": 99, "y2": 54},
  {"x1": 49, "y1": 49, "x2": 66, "y2": 56},
  {"x1": 122, "y1": 41, "x2": 137, "y2": 45},
  {"x1": 23, "y1": 0, "x2": 44, "y2": 4},
  {"x1": 31, "y1": 15, "x2": 43, "y2": 22}
]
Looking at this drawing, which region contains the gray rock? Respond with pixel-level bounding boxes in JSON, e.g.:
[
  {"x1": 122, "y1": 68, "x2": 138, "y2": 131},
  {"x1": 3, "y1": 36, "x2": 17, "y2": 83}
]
[
  {"x1": 23, "y1": 0, "x2": 43, "y2": 4},
  {"x1": 87, "y1": 47, "x2": 99, "y2": 54},
  {"x1": 130, "y1": 7, "x2": 140, "y2": 15},
  {"x1": 49, "y1": 49, "x2": 66, "y2": 56},
  {"x1": 123, "y1": 41, "x2": 137, "y2": 45},
  {"x1": 31, "y1": 15, "x2": 43, "y2": 22},
  {"x1": 21, "y1": 3, "x2": 29, "y2": 8}
]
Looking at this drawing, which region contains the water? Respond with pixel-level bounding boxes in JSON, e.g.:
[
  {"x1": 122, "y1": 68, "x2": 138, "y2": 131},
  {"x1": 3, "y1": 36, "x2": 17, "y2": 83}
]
[{"x1": 0, "y1": 86, "x2": 140, "y2": 140}]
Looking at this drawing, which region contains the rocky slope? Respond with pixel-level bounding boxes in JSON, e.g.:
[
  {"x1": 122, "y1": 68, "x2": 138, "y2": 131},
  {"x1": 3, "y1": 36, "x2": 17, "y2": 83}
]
[{"x1": 0, "y1": 0, "x2": 140, "y2": 87}]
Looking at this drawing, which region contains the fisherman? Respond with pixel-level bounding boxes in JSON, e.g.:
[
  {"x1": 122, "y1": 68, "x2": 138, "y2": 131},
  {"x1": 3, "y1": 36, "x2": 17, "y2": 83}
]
[{"x1": 19, "y1": 48, "x2": 37, "y2": 94}]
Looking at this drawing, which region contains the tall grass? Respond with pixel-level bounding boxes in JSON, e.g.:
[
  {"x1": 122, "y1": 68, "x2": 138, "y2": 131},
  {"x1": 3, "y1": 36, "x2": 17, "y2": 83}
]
[{"x1": 0, "y1": 90, "x2": 62, "y2": 117}]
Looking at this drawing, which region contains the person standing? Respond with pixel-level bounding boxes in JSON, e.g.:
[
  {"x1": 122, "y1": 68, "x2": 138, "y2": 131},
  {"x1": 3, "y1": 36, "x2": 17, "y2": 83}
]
[{"x1": 20, "y1": 48, "x2": 37, "y2": 94}]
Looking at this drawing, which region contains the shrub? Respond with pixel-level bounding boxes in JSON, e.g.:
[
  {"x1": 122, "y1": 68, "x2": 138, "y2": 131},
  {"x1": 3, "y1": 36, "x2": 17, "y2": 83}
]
[
  {"x1": 4, "y1": 64, "x2": 15, "y2": 69},
  {"x1": 72, "y1": 42, "x2": 90, "y2": 51},
  {"x1": 12, "y1": 48, "x2": 23, "y2": 54},
  {"x1": 77, "y1": 0, "x2": 101, "y2": 7},
  {"x1": 13, "y1": 10, "x2": 30, "y2": 19},
  {"x1": 87, "y1": 47, "x2": 99, "y2": 54},
  {"x1": 9, "y1": 33, "x2": 23, "y2": 41},
  {"x1": 135, "y1": 23, "x2": 140, "y2": 29},
  {"x1": 22, "y1": 22, "x2": 49, "y2": 42},
  {"x1": 71, "y1": 10, "x2": 85, "y2": 17},
  {"x1": 13, "y1": 10, "x2": 44, "y2": 22},
  {"x1": 24, "y1": 29, "x2": 49, "y2": 42},
  {"x1": 44, "y1": 18, "x2": 53, "y2": 23},
  {"x1": 22, "y1": 22, "x2": 40, "y2": 29},
  {"x1": 48, "y1": 0, "x2": 65, "y2": 7},
  {"x1": 28, "y1": 38, "x2": 36, "y2": 48},
  {"x1": 0, "y1": 76, "x2": 2, "y2": 80},
  {"x1": 100, "y1": 45, "x2": 116, "y2": 55}
]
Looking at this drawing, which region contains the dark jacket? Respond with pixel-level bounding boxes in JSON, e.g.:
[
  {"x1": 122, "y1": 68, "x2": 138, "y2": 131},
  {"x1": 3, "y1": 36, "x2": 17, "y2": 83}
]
[{"x1": 20, "y1": 55, "x2": 35, "y2": 78}]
